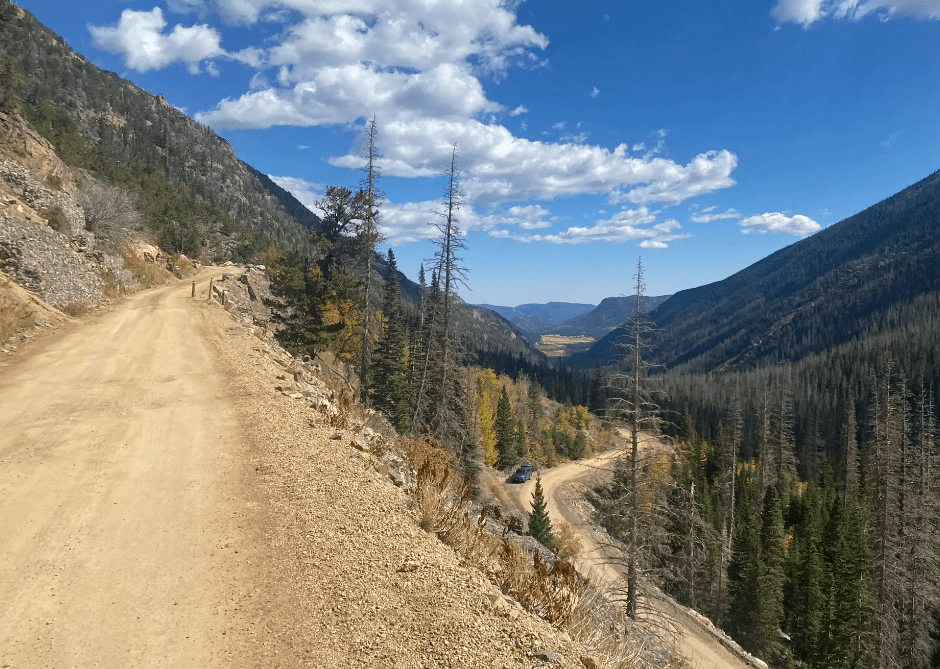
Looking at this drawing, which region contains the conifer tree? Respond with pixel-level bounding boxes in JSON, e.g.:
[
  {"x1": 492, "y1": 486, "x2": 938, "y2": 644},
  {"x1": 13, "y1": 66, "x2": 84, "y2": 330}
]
[
  {"x1": 528, "y1": 475, "x2": 554, "y2": 549},
  {"x1": 606, "y1": 257, "x2": 663, "y2": 620},
  {"x1": 757, "y1": 485, "x2": 787, "y2": 665},
  {"x1": 370, "y1": 249, "x2": 411, "y2": 432},
  {"x1": 728, "y1": 481, "x2": 762, "y2": 646},
  {"x1": 788, "y1": 481, "x2": 827, "y2": 666},
  {"x1": 823, "y1": 492, "x2": 877, "y2": 669},
  {"x1": 588, "y1": 361, "x2": 604, "y2": 415},
  {"x1": 495, "y1": 386, "x2": 516, "y2": 468}
]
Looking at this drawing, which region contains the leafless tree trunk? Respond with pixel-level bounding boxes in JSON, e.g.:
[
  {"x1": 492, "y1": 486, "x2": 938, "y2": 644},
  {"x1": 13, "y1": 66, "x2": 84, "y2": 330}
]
[
  {"x1": 411, "y1": 145, "x2": 469, "y2": 451},
  {"x1": 356, "y1": 115, "x2": 385, "y2": 405},
  {"x1": 607, "y1": 257, "x2": 664, "y2": 621}
]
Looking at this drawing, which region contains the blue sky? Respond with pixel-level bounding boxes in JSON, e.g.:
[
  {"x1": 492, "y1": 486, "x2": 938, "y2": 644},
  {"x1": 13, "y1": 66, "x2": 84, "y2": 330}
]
[{"x1": 18, "y1": 0, "x2": 940, "y2": 305}]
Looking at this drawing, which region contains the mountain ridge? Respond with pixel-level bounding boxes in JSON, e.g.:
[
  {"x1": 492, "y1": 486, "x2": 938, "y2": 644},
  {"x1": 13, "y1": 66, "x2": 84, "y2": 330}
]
[{"x1": 576, "y1": 168, "x2": 940, "y2": 371}]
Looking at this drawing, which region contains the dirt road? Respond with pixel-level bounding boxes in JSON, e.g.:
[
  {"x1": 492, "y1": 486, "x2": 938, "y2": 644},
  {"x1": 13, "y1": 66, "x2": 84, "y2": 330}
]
[
  {"x1": 511, "y1": 448, "x2": 764, "y2": 669},
  {"x1": 0, "y1": 270, "x2": 258, "y2": 668}
]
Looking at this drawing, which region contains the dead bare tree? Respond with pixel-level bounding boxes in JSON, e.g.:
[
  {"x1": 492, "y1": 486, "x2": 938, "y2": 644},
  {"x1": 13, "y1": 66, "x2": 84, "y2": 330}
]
[
  {"x1": 411, "y1": 145, "x2": 470, "y2": 453},
  {"x1": 605, "y1": 257, "x2": 667, "y2": 621},
  {"x1": 79, "y1": 180, "x2": 142, "y2": 241},
  {"x1": 355, "y1": 115, "x2": 386, "y2": 405}
]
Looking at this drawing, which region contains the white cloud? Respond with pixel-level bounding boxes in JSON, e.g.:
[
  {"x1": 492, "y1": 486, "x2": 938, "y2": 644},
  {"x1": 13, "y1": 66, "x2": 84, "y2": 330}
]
[
  {"x1": 98, "y1": 1, "x2": 741, "y2": 245},
  {"x1": 198, "y1": 62, "x2": 500, "y2": 129},
  {"x1": 772, "y1": 0, "x2": 826, "y2": 24},
  {"x1": 325, "y1": 119, "x2": 737, "y2": 208},
  {"x1": 772, "y1": 0, "x2": 940, "y2": 25},
  {"x1": 89, "y1": 8, "x2": 224, "y2": 73},
  {"x1": 481, "y1": 205, "x2": 554, "y2": 231},
  {"x1": 739, "y1": 212, "x2": 821, "y2": 235},
  {"x1": 691, "y1": 207, "x2": 741, "y2": 223},
  {"x1": 560, "y1": 131, "x2": 589, "y2": 144},
  {"x1": 590, "y1": 86, "x2": 600, "y2": 98},
  {"x1": 552, "y1": 121, "x2": 567, "y2": 130},
  {"x1": 268, "y1": 175, "x2": 325, "y2": 215},
  {"x1": 489, "y1": 206, "x2": 687, "y2": 246}
]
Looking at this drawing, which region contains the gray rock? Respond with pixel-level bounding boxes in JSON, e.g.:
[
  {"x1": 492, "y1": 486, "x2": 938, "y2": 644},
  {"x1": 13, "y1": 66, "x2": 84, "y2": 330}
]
[{"x1": 533, "y1": 649, "x2": 560, "y2": 663}]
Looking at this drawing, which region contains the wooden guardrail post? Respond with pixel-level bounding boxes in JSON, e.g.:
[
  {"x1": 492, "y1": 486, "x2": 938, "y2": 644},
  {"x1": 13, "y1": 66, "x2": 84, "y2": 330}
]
[
  {"x1": 208, "y1": 278, "x2": 213, "y2": 302},
  {"x1": 191, "y1": 281, "x2": 196, "y2": 297}
]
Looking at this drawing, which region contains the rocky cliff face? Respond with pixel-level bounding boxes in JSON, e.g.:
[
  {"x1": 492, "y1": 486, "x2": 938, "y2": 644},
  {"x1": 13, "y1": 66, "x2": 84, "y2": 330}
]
[{"x1": 0, "y1": 110, "x2": 168, "y2": 329}]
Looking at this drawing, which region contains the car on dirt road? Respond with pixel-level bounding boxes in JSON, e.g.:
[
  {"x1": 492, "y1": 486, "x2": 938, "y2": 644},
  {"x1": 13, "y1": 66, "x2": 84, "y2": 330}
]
[{"x1": 510, "y1": 464, "x2": 533, "y2": 483}]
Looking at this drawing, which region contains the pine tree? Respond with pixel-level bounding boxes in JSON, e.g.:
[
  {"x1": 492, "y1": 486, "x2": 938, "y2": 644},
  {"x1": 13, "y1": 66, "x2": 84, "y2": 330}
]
[
  {"x1": 869, "y1": 359, "x2": 905, "y2": 669},
  {"x1": 413, "y1": 145, "x2": 471, "y2": 455},
  {"x1": 788, "y1": 481, "x2": 827, "y2": 666},
  {"x1": 757, "y1": 485, "x2": 787, "y2": 665},
  {"x1": 606, "y1": 257, "x2": 663, "y2": 620},
  {"x1": 528, "y1": 475, "x2": 554, "y2": 549},
  {"x1": 370, "y1": 249, "x2": 411, "y2": 432},
  {"x1": 495, "y1": 386, "x2": 517, "y2": 469},
  {"x1": 588, "y1": 361, "x2": 604, "y2": 415},
  {"x1": 727, "y1": 481, "x2": 762, "y2": 648},
  {"x1": 823, "y1": 492, "x2": 877, "y2": 669}
]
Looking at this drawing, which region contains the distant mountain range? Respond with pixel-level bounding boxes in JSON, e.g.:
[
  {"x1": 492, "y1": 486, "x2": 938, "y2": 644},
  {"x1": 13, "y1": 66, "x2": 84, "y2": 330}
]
[
  {"x1": 574, "y1": 167, "x2": 940, "y2": 371},
  {"x1": 476, "y1": 297, "x2": 672, "y2": 340},
  {"x1": 475, "y1": 302, "x2": 596, "y2": 328},
  {"x1": 545, "y1": 295, "x2": 671, "y2": 339}
]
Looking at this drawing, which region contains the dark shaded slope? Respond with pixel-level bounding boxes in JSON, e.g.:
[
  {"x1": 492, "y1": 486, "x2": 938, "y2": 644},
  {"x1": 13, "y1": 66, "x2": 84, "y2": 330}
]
[
  {"x1": 552, "y1": 294, "x2": 670, "y2": 339},
  {"x1": 586, "y1": 169, "x2": 940, "y2": 372}
]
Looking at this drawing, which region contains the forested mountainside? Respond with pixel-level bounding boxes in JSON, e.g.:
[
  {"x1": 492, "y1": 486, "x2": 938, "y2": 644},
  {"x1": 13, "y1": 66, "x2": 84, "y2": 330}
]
[
  {"x1": 579, "y1": 168, "x2": 940, "y2": 372},
  {"x1": 0, "y1": 1, "x2": 543, "y2": 364},
  {"x1": 0, "y1": 1, "x2": 317, "y2": 259}
]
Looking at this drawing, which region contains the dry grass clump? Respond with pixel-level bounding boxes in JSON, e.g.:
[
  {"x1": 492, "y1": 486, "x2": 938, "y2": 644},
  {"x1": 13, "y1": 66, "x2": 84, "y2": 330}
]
[
  {"x1": 398, "y1": 435, "x2": 581, "y2": 626},
  {"x1": 60, "y1": 301, "x2": 91, "y2": 317},
  {"x1": 118, "y1": 245, "x2": 169, "y2": 288},
  {"x1": 496, "y1": 541, "x2": 580, "y2": 625},
  {"x1": 553, "y1": 520, "x2": 584, "y2": 561},
  {"x1": 566, "y1": 580, "x2": 656, "y2": 669}
]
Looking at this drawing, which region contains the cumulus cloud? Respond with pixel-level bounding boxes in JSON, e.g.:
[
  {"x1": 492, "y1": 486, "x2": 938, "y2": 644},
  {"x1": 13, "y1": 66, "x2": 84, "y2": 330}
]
[
  {"x1": 739, "y1": 212, "x2": 821, "y2": 235},
  {"x1": 481, "y1": 205, "x2": 554, "y2": 231},
  {"x1": 94, "y1": 0, "x2": 741, "y2": 247},
  {"x1": 691, "y1": 207, "x2": 741, "y2": 223},
  {"x1": 772, "y1": 0, "x2": 940, "y2": 25},
  {"x1": 327, "y1": 119, "x2": 737, "y2": 209},
  {"x1": 487, "y1": 207, "x2": 686, "y2": 247},
  {"x1": 89, "y1": 7, "x2": 224, "y2": 73},
  {"x1": 268, "y1": 175, "x2": 325, "y2": 215}
]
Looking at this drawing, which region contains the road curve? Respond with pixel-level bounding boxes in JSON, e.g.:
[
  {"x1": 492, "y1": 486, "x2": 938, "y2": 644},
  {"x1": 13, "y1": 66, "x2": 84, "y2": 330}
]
[
  {"x1": 0, "y1": 269, "x2": 255, "y2": 668},
  {"x1": 511, "y1": 446, "x2": 762, "y2": 669}
]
